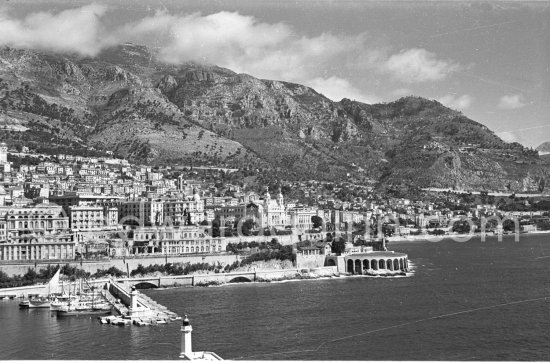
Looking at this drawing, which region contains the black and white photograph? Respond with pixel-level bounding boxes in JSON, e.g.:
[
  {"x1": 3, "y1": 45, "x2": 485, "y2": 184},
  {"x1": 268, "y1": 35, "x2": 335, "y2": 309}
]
[{"x1": 0, "y1": 0, "x2": 549, "y2": 360}]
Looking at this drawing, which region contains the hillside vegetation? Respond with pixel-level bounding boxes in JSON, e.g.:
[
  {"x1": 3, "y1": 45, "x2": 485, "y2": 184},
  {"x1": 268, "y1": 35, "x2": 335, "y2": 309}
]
[{"x1": 0, "y1": 43, "x2": 548, "y2": 192}]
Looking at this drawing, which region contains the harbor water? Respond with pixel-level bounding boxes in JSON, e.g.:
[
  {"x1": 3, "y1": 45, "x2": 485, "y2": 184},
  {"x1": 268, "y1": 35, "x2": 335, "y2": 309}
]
[{"x1": 1, "y1": 234, "x2": 550, "y2": 360}]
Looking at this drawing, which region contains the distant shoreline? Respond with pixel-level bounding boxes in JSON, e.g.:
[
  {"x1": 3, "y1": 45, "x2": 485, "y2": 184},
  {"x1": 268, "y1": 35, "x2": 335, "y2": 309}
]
[{"x1": 387, "y1": 230, "x2": 550, "y2": 243}]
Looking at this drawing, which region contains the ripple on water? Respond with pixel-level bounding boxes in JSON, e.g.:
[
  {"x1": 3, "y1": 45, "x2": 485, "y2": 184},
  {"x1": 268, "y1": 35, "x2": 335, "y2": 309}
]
[{"x1": 1, "y1": 235, "x2": 550, "y2": 360}]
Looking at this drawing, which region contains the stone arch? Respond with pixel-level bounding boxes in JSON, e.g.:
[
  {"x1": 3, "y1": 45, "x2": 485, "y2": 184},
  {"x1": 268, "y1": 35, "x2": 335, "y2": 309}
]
[
  {"x1": 228, "y1": 276, "x2": 252, "y2": 283},
  {"x1": 133, "y1": 281, "x2": 158, "y2": 289},
  {"x1": 379, "y1": 259, "x2": 385, "y2": 269},
  {"x1": 327, "y1": 258, "x2": 336, "y2": 267},
  {"x1": 347, "y1": 259, "x2": 354, "y2": 273},
  {"x1": 394, "y1": 259, "x2": 399, "y2": 270},
  {"x1": 386, "y1": 259, "x2": 393, "y2": 271},
  {"x1": 399, "y1": 259, "x2": 404, "y2": 270},
  {"x1": 363, "y1": 259, "x2": 369, "y2": 271},
  {"x1": 371, "y1": 259, "x2": 378, "y2": 270},
  {"x1": 354, "y1": 259, "x2": 362, "y2": 274}
]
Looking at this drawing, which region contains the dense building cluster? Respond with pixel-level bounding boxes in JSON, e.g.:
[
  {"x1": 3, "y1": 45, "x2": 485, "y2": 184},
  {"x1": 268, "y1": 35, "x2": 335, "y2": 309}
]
[
  {"x1": 0, "y1": 144, "x2": 362, "y2": 262},
  {"x1": 0, "y1": 142, "x2": 548, "y2": 262}
]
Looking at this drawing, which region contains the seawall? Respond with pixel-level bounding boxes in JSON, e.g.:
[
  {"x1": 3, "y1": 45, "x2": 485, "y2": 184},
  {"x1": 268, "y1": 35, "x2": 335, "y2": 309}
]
[
  {"x1": 0, "y1": 254, "x2": 242, "y2": 277},
  {"x1": 0, "y1": 266, "x2": 339, "y2": 297},
  {"x1": 296, "y1": 254, "x2": 327, "y2": 269}
]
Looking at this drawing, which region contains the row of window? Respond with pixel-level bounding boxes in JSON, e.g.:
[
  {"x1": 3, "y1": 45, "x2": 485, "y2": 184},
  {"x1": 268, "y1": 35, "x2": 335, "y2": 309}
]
[
  {"x1": 161, "y1": 240, "x2": 223, "y2": 246},
  {"x1": 8, "y1": 221, "x2": 68, "y2": 229},
  {"x1": 0, "y1": 244, "x2": 74, "y2": 260},
  {"x1": 163, "y1": 245, "x2": 223, "y2": 253},
  {"x1": 137, "y1": 232, "x2": 199, "y2": 240}
]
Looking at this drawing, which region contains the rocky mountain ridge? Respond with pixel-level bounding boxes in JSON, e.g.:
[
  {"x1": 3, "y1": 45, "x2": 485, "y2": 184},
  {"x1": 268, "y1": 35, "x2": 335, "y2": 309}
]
[
  {"x1": 0, "y1": 43, "x2": 548, "y2": 193},
  {"x1": 536, "y1": 142, "x2": 550, "y2": 155}
]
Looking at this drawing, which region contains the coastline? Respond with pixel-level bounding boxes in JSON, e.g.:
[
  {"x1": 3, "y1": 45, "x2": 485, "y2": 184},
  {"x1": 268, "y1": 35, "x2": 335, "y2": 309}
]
[
  {"x1": 153, "y1": 268, "x2": 415, "y2": 289},
  {"x1": 0, "y1": 265, "x2": 415, "y2": 295},
  {"x1": 386, "y1": 230, "x2": 550, "y2": 243}
]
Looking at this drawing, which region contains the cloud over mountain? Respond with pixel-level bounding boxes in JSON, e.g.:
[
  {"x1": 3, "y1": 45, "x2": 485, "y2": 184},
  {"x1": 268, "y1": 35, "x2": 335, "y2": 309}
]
[
  {"x1": 0, "y1": 4, "x2": 112, "y2": 56},
  {"x1": 0, "y1": 5, "x2": 461, "y2": 104}
]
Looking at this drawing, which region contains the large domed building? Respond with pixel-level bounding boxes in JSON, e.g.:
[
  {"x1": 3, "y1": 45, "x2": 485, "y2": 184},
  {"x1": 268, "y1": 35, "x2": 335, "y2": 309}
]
[{"x1": 259, "y1": 187, "x2": 287, "y2": 229}]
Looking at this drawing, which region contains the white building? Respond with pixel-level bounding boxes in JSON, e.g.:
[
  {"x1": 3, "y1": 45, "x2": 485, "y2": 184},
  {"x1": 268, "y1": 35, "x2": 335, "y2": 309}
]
[{"x1": 259, "y1": 188, "x2": 287, "y2": 229}]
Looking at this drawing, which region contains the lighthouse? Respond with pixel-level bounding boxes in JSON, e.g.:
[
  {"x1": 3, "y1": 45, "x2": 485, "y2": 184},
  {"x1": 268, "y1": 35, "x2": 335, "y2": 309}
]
[
  {"x1": 180, "y1": 315, "x2": 193, "y2": 358},
  {"x1": 130, "y1": 286, "x2": 139, "y2": 312},
  {"x1": 179, "y1": 315, "x2": 223, "y2": 360}
]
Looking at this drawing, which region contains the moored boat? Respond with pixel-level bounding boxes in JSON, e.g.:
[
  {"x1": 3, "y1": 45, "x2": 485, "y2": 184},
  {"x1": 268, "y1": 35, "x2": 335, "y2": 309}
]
[
  {"x1": 56, "y1": 299, "x2": 112, "y2": 316},
  {"x1": 50, "y1": 296, "x2": 78, "y2": 311},
  {"x1": 19, "y1": 297, "x2": 51, "y2": 309},
  {"x1": 57, "y1": 306, "x2": 112, "y2": 316},
  {"x1": 99, "y1": 315, "x2": 118, "y2": 324}
]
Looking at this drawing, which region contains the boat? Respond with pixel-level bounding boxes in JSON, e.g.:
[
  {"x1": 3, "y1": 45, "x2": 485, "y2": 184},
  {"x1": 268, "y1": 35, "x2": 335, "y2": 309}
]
[
  {"x1": 20, "y1": 269, "x2": 62, "y2": 309},
  {"x1": 134, "y1": 319, "x2": 151, "y2": 327},
  {"x1": 50, "y1": 295, "x2": 79, "y2": 311},
  {"x1": 56, "y1": 285, "x2": 112, "y2": 317},
  {"x1": 56, "y1": 294, "x2": 112, "y2": 316},
  {"x1": 57, "y1": 304, "x2": 112, "y2": 316},
  {"x1": 110, "y1": 316, "x2": 131, "y2": 326},
  {"x1": 19, "y1": 296, "x2": 51, "y2": 309},
  {"x1": 99, "y1": 315, "x2": 117, "y2": 324}
]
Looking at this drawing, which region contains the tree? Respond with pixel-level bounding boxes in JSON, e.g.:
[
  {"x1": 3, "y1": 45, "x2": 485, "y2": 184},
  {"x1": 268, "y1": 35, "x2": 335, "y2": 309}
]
[
  {"x1": 311, "y1": 215, "x2": 323, "y2": 229},
  {"x1": 331, "y1": 238, "x2": 346, "y2": 255},
  {"x1": 452, "y1": 220, "x2": 473, "y2": 234},
  {"x1": 226, "y1": 243, "x2": 239, "y2": 254},
  {"x1": 480, "y1": 191, "x2": 489, "y2": 204},
  {"x1": 497, "y1": 197, "x2": 507, "y2": 208},
  {"x1": 23, "y1": 268, "x2": 38, "y2": 281},
  {"x1": 242, "y1": 219, "x2": 255, "y2": 236},
  {"x1": 211, "y1": 218, "x2": 221, "y2": 237},
  {"x1": 503, "y1": 219, "x2": 517, "y2": 232}
]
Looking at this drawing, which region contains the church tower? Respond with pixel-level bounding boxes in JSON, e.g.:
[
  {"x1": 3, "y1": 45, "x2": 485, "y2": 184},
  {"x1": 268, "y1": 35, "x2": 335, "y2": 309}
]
[
  {"x1": 0, "y1": 143, "x2": 7, "y2": 164},
  {"x1": 264, "y1": 187, "x2": 271, "y2": 207}
]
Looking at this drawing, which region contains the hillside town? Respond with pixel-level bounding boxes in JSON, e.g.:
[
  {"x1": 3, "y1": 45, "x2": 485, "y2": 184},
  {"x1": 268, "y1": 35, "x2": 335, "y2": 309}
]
[{"x1": 0, "y1": 141, "x2": 548, "y2": 263}]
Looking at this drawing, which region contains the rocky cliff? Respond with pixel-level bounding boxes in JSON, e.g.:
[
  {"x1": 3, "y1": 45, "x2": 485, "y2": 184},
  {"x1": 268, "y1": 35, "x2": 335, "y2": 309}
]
[
  {"x1": 0, "y1": 43, "x2": 548, "y2": 192},
  {"x1": 536, "y1": 142, "x2": 550, "y2": 155}
]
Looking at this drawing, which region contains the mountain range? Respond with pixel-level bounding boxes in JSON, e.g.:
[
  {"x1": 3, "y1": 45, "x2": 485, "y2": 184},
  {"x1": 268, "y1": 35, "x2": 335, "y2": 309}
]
[{"x1": 0, "y1": 43, "x2": 548, "y2": 193}]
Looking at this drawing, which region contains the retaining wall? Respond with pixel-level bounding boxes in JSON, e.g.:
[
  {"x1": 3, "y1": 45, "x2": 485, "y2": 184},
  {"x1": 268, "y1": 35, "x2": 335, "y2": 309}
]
[
  {"x1": 223, "y1": 231, "x2": 327, "y2": 246},
  {"x1": 0, "y1": 254, "x2": 242, "y2": 277},
  {"x1": 296, "y1": 254, "x2": 327, "y2": 269}
]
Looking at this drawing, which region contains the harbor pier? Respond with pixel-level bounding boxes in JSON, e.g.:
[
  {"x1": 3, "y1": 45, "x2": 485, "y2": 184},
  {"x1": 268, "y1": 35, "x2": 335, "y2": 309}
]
[{"x1": 105, "y1": 278, "x2": 180, "y2": 323}]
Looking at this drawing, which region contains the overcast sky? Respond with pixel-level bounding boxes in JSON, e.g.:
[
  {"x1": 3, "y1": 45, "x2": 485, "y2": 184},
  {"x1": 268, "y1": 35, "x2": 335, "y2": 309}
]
[{"x1": 1, "y1": 0, "x2": 549, "y2": 148}]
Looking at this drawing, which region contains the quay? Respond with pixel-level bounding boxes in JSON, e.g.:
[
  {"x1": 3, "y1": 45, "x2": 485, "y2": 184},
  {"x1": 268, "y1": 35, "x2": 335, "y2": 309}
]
[
  {"x1": 104, "y1": 278, "x2": 180, "y2": 323},
  {"x1": 0, "y1": 266, "x2": 339, "y2": 298}
]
